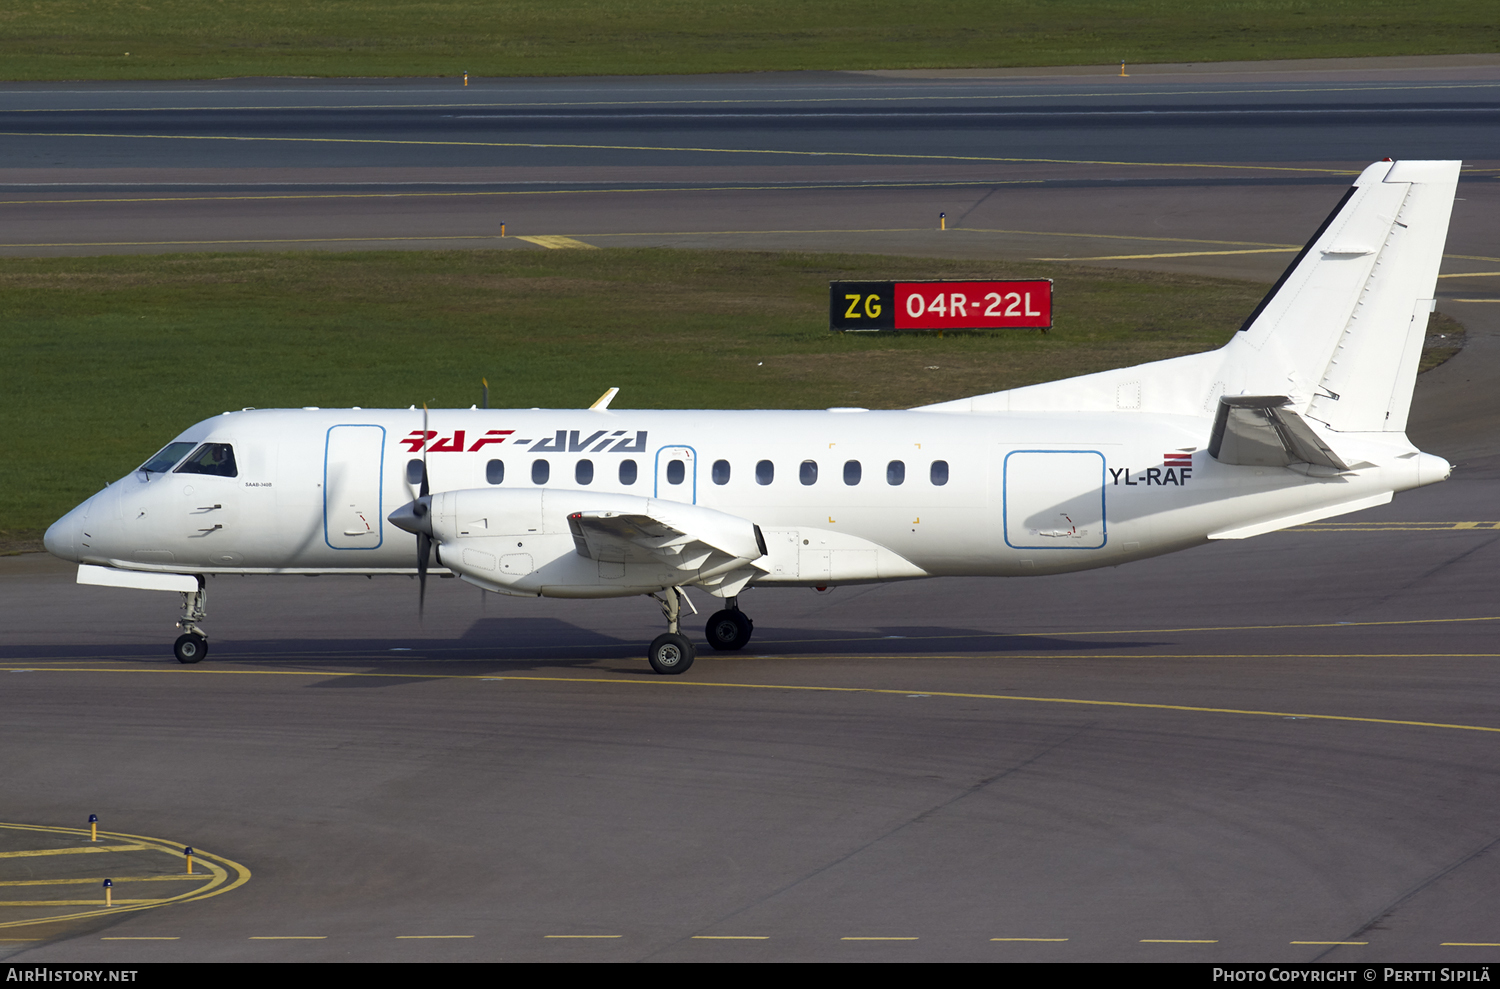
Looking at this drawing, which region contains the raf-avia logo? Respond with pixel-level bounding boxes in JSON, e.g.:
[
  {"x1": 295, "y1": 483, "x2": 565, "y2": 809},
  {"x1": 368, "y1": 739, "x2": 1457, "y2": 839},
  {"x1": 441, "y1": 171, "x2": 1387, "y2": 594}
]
[
  {"x1": 400, "y1": 429, "x2": 648, "y2": 454},
  {"x1": 1111, "y1": 452, "x2": 1194, "y2": 486}
]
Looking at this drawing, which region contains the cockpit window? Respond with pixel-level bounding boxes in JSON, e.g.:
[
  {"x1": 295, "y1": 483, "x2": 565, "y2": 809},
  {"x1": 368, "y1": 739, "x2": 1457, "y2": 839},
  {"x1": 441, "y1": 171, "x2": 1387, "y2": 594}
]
[
  {"x1": 174, "y1": 443, "x2": 238, "y2": 478},
  {"x1": 138, "y1": 441, "x2": 196, "y2": 474}
]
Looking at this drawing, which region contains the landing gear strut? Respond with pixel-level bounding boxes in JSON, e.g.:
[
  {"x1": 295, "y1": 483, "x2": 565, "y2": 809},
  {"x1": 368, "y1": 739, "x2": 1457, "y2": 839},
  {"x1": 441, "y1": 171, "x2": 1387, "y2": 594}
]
[
  {"x1": 173, "y1": 577, "x2": 208, "y2": 664},
  {"x1": 705, "y1": 596, "x2": 754, "y2": 651},
  {"x1": 647, "y1": 586, "x2": 694, "y2": 675}
]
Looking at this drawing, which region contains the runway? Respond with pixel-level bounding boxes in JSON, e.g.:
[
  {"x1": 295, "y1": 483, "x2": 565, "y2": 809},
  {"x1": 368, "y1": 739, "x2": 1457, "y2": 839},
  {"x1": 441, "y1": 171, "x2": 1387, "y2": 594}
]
[{"x1": 4, "y1": 58, "x2": 1500, "y2": 962}]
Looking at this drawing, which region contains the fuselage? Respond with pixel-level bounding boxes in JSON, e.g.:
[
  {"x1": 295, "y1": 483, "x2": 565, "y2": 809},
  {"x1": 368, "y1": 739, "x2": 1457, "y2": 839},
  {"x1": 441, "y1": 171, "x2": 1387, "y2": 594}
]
[{"x1": 44, "y1": 406, "x2": 1448, "y2": 594}]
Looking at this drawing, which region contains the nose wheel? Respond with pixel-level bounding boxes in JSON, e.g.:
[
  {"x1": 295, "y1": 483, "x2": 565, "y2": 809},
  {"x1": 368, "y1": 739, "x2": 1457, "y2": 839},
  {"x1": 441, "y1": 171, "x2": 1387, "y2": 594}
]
[{"x1": 174, "y1": 633, "x2": 208, "y2": 664}]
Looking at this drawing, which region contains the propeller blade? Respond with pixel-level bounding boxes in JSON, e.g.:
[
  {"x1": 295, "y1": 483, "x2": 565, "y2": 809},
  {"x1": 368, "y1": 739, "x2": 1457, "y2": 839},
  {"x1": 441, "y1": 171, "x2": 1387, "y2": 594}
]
[
  {"x1": 420, "y1": 403, "x2": 430, "y2": 498},
  {"x1": 417, "y1": 530, "x2": 431, "y2": 617}
]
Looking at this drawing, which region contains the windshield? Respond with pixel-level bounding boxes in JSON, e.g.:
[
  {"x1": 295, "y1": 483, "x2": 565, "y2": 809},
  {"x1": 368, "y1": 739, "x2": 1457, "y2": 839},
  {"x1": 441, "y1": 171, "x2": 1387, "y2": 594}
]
[
  {"x1": 174, "y1": 443, "x2": 238, "y2": 478},
  {"x1": 138, "y1": 441, "x2": 197, "y2": 474}
]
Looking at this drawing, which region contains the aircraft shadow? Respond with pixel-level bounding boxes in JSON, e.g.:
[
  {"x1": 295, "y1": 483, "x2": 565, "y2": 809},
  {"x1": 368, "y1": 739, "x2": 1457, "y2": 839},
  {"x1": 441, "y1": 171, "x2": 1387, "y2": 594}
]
[{"x1": 0, "y1": 617, "x2": 1163, "y2": 675}]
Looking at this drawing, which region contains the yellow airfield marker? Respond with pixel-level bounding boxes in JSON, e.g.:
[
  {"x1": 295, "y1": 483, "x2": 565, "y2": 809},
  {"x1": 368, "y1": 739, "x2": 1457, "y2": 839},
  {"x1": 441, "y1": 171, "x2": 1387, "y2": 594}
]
[
  {"x1": 515, "y1": 234, "x2": 598, "y2": 250},
  {"x1": 102, "y1": 880, "x2": 112, "y2": 907}
]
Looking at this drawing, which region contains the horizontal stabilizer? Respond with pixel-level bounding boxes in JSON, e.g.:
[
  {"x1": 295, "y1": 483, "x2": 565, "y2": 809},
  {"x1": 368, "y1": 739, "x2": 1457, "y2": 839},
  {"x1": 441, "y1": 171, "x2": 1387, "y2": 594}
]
[
  {"x1": 1208, "y1": 491, "x2": 1392, "y2": 540},
  {"x1": 1208, "y1": 396, "x2": 1351, "y2": 471}
]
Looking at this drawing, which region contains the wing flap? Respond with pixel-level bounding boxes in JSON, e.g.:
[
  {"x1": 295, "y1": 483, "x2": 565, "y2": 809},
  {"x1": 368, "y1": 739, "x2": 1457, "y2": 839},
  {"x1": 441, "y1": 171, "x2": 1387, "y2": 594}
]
[{"x1": 566, "y1": 501, "x2": 766, "y2": 577}]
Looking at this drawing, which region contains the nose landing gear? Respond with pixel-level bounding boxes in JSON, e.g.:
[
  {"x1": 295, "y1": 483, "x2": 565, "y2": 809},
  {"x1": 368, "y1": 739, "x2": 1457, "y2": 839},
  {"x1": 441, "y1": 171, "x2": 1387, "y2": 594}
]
[
  {"x1": 174, "y1": 632, "x2": 207, "y2": 664},
  {"x1": 173, "y1": 578, "x2": 208, "y2": 664}
]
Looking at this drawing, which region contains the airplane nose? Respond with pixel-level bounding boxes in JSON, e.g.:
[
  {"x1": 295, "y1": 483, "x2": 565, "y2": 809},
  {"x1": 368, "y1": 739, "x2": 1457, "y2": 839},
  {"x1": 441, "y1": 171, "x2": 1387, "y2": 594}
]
[
  {"x1": 43, "y1": 500, "x2": 87, "y2": 562},
  {"x1": 387, "y1": 497, "x2": 433, "y2": 537}
]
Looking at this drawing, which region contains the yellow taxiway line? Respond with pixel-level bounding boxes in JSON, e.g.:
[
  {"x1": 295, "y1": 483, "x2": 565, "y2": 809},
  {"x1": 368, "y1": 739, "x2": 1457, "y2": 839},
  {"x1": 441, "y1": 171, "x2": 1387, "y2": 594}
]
[
  {"x1": 1034, "y1": 247, "x2": 1296, "y2": 260},
  {"x1": 0, "y1": 178, "x2": 1048, "y2": 208},
  {"x1": 0, "y1": 844, "x2": 146, "y2": 858},
  {"x1": 0, "y1": 823, "x2": 249, "y2": 930},
  {"x1": 6, "y1": 665, "x2": 1500, "y2": 735},
  {"x1": 0, "y1": 129, "x2": 1370, "y2": 174}
]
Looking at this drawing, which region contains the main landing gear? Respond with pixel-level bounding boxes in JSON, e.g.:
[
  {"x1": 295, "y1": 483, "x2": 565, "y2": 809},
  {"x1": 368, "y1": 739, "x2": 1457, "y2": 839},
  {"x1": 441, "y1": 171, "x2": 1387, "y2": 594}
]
[
  {"x1": 645, "y1": 590, "x2": 756, "y2": 674},
  {"x1": 705, "y1": 597, "x2": 753, "y2": 652},
  {"x1": 173, "y1": 578, "x2": 208, "y2": 664},
  {"x1": 648, "y1": 586, "x2": 694, "y2": 675}
]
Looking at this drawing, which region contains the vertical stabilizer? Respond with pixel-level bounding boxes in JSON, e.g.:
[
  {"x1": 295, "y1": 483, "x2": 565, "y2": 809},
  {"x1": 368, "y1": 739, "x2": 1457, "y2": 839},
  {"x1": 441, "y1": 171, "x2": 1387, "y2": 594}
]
[{"x1": 1238, "y1": 160, "x2": 1459, "y2": 433}]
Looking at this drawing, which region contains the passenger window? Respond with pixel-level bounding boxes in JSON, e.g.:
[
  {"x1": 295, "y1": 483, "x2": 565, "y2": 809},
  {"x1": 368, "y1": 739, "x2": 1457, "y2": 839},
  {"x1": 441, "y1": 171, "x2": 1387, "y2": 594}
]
[
  {"x1": 887, "y1": 460, "x2": 905, "y2": 485},
  {"x1": 931, "y1": 460, "x2": 949, "y2": 486},
  {"x1": 756, "y1": 460, "x2": 774, "y2": 485},
  {"x1": 619, "y1": 459, "x2": 638, "y2": 485},
  {"x1": 667, "y1": 459, "x2": 685, "y2": 485},
  {"x1": 712, "y1": 459, "x2": 730, "y2": 485},
  {"x1": 174, "y1": 443, "x2": 237, "y2": 478},
  {"x1": 800, "y1": 460, "x2": 818, "y2": 485},
  {"x1": 486, "y1": 459, "x2": 504, "y2": 484},
  {"x1": 843, "y1": 460, "x2": 861, "y2": 485},
  {"x1": 576, "y1": 459, "x2": 593, "y2": 485},
  {"x1": 532, "y1": 459, "x2": 550, "y2": 484},
  {"x1": 407, "y1": 459, "x2": 425, "y2": 485},
  {"x1": 139, "y1": 441, "x2": 196, "y2": 474}
]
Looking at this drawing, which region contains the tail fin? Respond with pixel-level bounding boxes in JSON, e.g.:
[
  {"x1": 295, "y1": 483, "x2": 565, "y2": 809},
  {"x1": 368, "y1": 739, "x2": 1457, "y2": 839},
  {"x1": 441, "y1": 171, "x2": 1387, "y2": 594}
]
[
  {"x1": 915, "y1": 160, "x2": 1460, "y2": 425},
  {"x1": 1234, "y1": 159, "x2": 1459, "y2": 433}
]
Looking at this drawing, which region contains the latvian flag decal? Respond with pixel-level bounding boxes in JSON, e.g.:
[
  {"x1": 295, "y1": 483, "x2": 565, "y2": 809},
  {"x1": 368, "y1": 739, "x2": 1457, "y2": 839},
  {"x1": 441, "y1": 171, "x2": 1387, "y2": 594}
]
[{"x1": 1164, "y1": 452, "x2": 1193, "y2": 467}]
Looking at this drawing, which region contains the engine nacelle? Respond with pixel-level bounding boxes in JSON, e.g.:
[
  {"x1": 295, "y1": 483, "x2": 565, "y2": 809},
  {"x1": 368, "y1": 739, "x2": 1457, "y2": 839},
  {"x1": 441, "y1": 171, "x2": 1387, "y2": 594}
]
[{"x1": 413, "y1": 488, "x2": 766, "y2": 598}]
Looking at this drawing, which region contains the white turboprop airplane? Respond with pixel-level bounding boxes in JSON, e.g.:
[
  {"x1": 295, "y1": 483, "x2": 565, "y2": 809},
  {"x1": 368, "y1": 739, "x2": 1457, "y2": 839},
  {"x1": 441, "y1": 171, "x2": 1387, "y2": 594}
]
[{"x1": 45, "y1": 159, "x2": 1460, "y2": 673}]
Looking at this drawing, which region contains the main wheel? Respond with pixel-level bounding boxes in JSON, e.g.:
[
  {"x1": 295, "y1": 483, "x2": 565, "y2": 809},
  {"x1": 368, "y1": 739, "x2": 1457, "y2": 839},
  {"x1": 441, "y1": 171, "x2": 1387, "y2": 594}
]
[
  {"x1": 174, "y1": 633, "x2": 207, "y2": 665},
  {"x1": 704, "y1": 609, "x2": 753, "y2": 651},
  {"x1": 647, "y1": 632, "x2": 695, "y2": 675}
]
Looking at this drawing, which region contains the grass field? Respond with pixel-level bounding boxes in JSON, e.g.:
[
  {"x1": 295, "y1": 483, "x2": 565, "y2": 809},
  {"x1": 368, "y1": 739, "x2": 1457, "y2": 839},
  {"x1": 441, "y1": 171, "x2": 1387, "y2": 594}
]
[
  {"x1": 2, "y1": 1, "x2": 1496, "y2": 81},
  {"x1": 2, "y1": 248, "x2": 1274, "y2": 548}
]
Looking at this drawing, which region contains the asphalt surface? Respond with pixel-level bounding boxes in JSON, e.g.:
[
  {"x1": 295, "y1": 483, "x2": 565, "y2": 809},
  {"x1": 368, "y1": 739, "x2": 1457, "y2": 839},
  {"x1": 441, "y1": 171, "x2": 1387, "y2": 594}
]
[{"x1": 3, "y1": 58, "x2": 1500, "y2": 963}]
